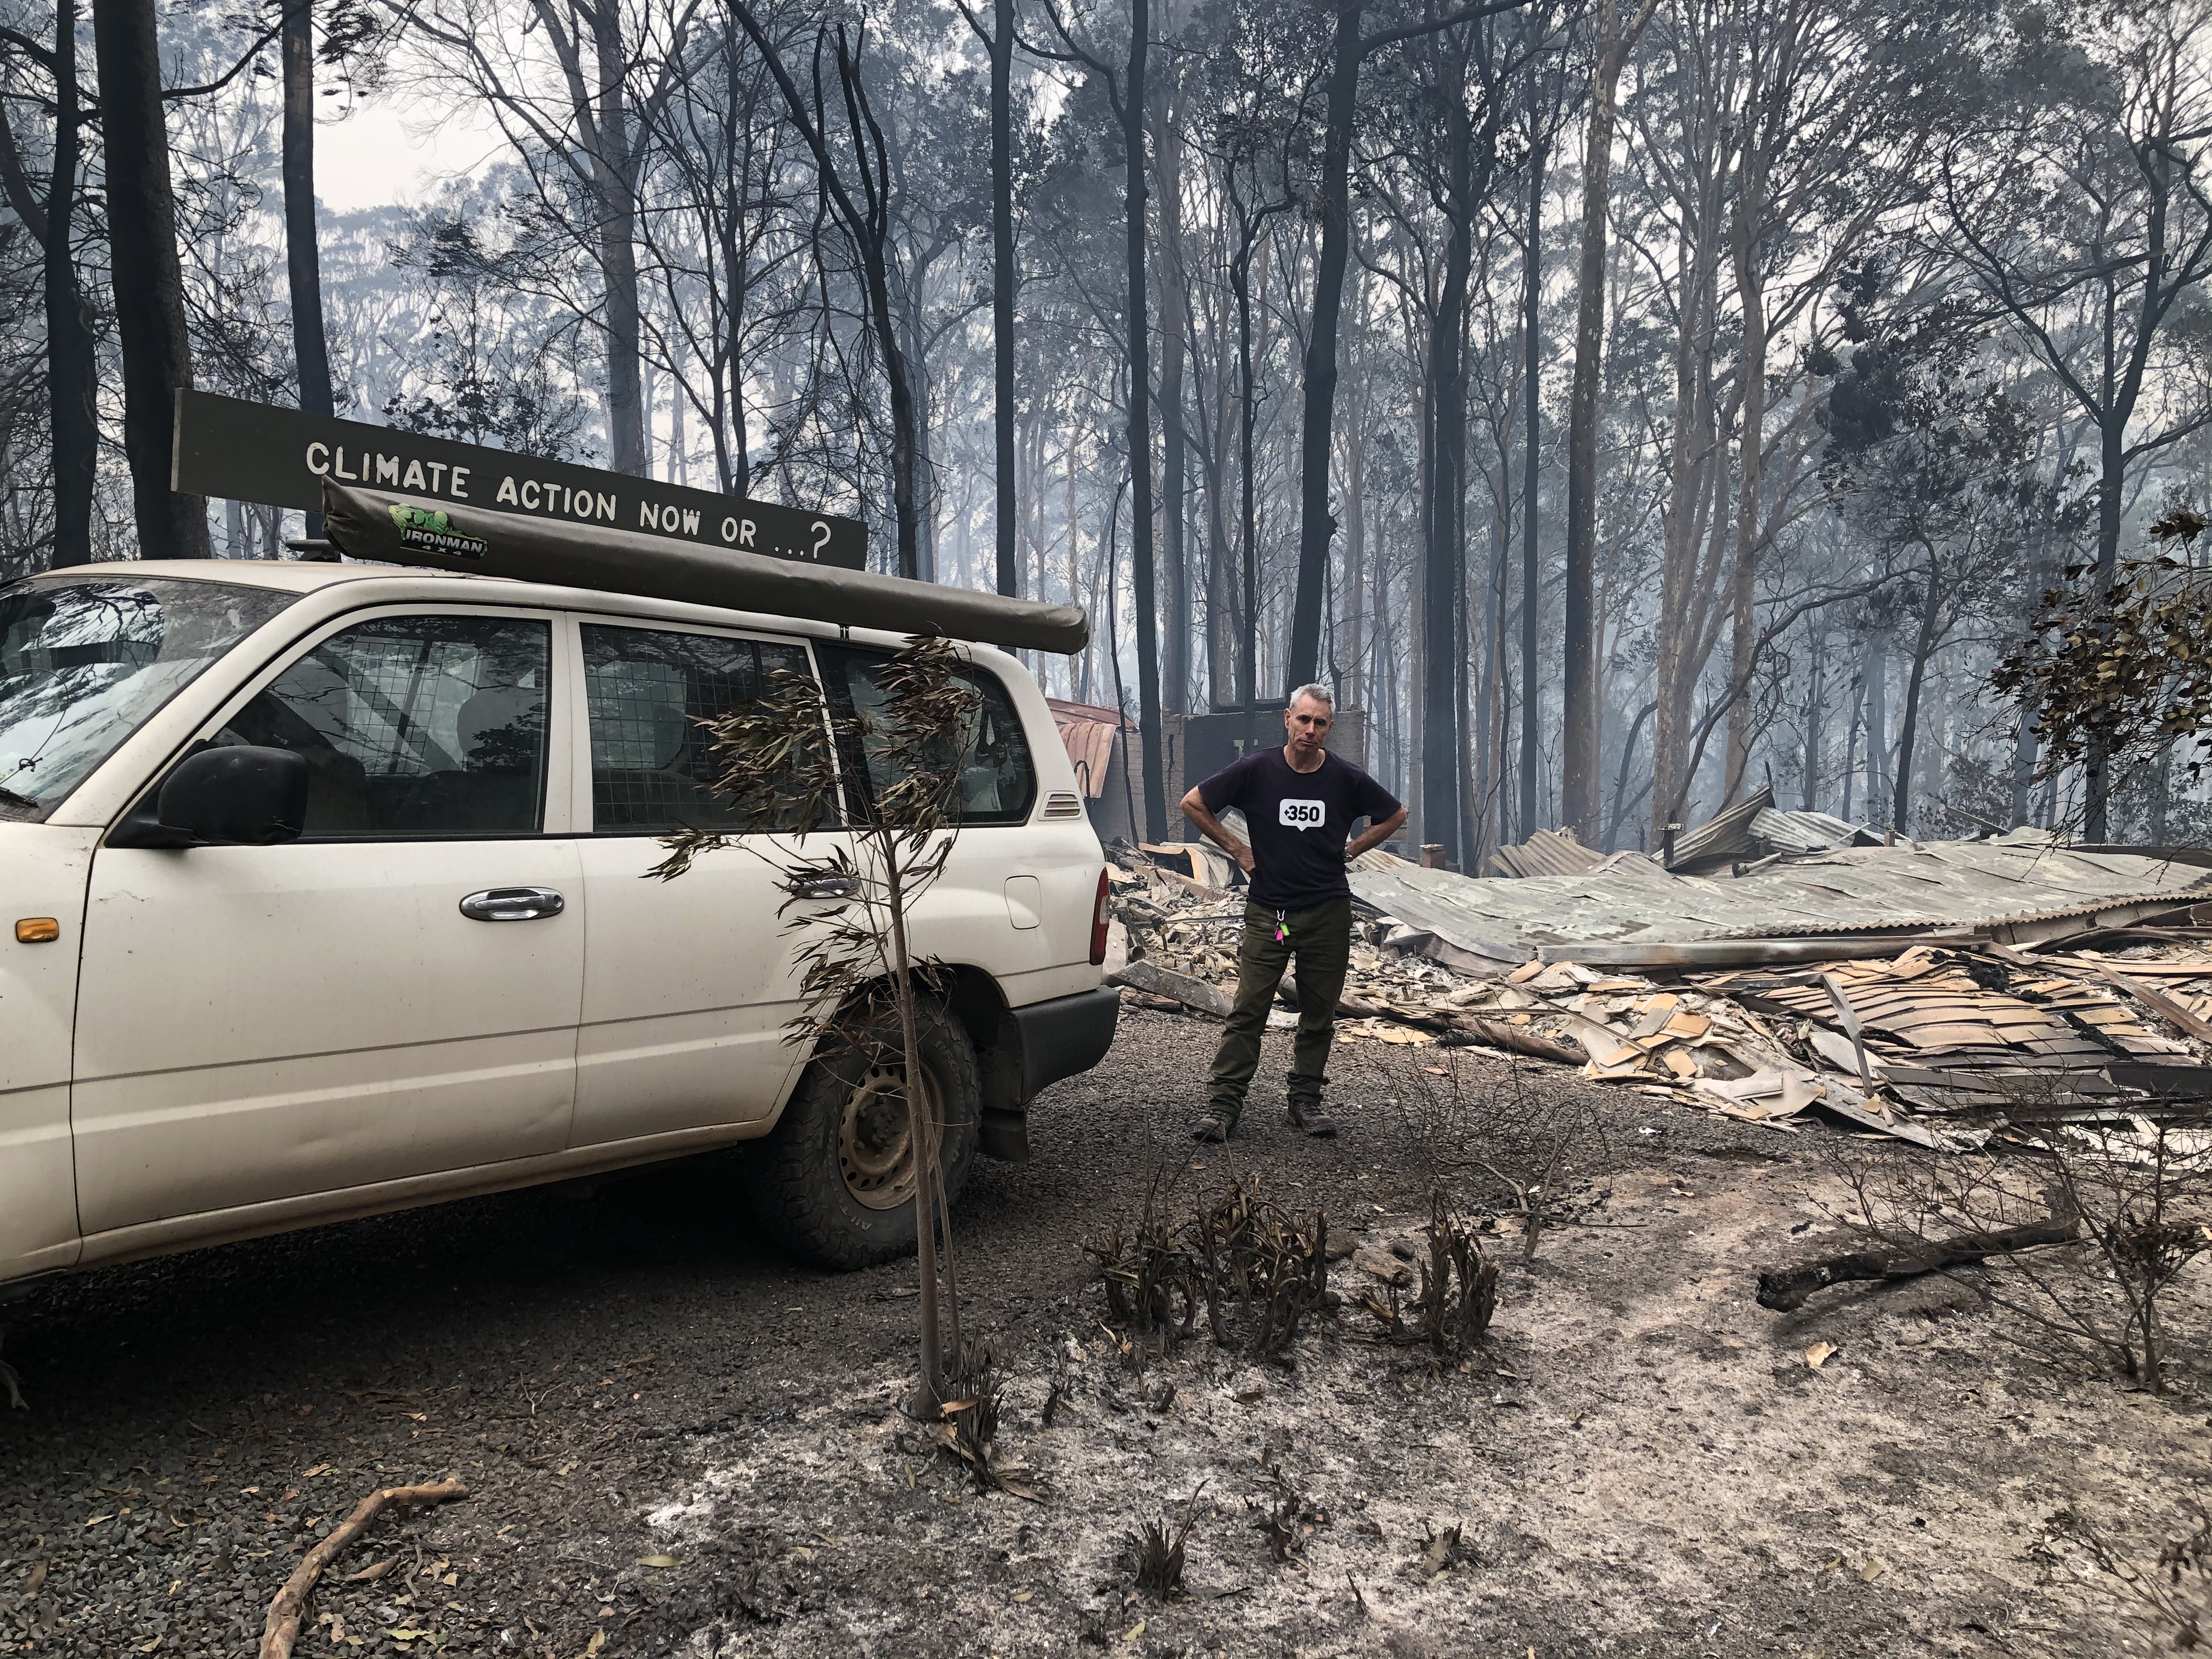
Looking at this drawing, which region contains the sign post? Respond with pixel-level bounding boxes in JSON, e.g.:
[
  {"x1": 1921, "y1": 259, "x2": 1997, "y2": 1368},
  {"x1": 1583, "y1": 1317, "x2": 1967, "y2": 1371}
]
[{"x1": 172, "y1": 388, "x2": 868, "y2": 570}]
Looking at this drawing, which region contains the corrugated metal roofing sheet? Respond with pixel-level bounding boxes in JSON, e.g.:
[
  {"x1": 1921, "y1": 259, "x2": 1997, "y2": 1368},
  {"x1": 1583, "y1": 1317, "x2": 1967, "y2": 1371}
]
[
  {"x1": 1666, "y1": 787, "x2": 1774, "y2": 867},
  {"x1": 1750, "y1": 806, "x2": 1869, "y2": 855},
  {"x1": 1348, "y1": 829, "x2": 2212, "y2": 963},
  {"x1": 1666, "y1": 783, "x2": 1874, "y2": 871},
  {"x1": 1487, "y1": 827, "x2": 1606, "y2": 878}
]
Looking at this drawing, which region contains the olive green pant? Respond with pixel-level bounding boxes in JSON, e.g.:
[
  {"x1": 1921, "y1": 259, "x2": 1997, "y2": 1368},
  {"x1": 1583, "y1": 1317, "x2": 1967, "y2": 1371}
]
[{"x1": 1206, "y1": 896, "x2": 1354, "y2": 1124}]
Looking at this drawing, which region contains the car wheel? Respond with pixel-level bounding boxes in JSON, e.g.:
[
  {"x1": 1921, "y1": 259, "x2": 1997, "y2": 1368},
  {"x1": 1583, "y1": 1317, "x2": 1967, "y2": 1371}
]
[{"x1": 743, "y1": 998, "x2": 983, "y2": 1269}]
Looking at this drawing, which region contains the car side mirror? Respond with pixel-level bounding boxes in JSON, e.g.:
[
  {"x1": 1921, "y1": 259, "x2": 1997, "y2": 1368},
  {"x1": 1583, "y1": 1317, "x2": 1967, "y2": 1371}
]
[{"x1": 109, "y1": 746, "x2": 309, "y2": 848}]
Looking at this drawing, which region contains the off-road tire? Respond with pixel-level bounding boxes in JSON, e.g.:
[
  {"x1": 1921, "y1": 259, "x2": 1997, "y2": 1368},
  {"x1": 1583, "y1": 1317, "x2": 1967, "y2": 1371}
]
[{"x1": 743, "y1": 1000, "x2": 983, "y2": 1269}]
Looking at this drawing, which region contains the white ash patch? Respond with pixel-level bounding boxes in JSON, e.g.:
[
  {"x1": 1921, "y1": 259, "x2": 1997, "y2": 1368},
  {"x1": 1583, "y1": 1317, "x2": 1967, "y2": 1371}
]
[{"x1": 651, "y1": 1164, "x2": 2197, "y2": 1657}]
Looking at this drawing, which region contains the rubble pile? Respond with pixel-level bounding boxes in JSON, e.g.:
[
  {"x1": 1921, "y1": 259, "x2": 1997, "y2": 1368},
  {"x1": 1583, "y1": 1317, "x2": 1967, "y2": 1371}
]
[
  {"x1": 1104, "y1": 852, "x2": 1502, "y2": 1043},
  {"x1": 1696, "y1": 945, "x2": 2212, "y2": 1111},
  {"x1": 1566, "y1": 940, "x2": 2212, "y2": 1146},
  {"x1": 1102, "y1": 810, "x2": 2212, "y2": 1147}
]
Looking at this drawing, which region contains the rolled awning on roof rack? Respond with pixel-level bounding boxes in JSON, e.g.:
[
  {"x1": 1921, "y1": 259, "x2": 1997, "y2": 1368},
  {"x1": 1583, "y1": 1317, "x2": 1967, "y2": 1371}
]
[{"x1": 319, "y1": 479, "x2": 1091, "y2": 655}]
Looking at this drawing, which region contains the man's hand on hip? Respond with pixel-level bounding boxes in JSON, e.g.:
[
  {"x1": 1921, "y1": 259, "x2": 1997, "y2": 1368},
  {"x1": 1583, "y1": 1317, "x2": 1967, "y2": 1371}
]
[{"x1": 1232, "y1": 843, "x2": 1256, "y2": 876}]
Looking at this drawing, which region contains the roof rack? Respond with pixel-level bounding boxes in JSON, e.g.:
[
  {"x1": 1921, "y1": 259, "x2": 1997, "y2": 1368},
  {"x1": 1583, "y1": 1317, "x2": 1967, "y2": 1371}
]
[{"x1": 320, "y1": 479, "x2": 1089, "y2": 655}]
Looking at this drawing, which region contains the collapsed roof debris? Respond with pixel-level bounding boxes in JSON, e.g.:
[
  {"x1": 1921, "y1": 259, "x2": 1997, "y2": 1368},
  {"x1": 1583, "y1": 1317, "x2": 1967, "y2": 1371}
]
[
  {"x1": 1103, "y1": 789, "x2": 2212, "y2": 1146},
  {"x1": 1486, "y1": 828, "x2": 1608, "y2": 878},
  {"x1": 1348, "y1": 824, "x2": 2212, "y2": 968},
  {"x1": 1482, "y1": 789, "x2": 1877, "y2": 880},
  {"x1": 1658, "y1": 782, "x2": 1879, "y2": 874}
]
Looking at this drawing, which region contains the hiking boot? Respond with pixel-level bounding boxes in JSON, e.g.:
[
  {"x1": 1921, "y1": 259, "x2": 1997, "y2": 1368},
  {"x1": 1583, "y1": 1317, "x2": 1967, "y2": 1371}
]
[
  {"x1": 1285, "y1": 1098, "x2": 1338, "y2": 1137},
  {"x1": 1190, "y1": 1109, "x2": 1237, "y2": 1143}
]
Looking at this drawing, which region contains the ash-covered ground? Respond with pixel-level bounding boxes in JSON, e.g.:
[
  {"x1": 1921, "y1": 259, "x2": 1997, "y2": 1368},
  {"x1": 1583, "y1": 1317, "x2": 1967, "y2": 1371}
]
[{"x1": 2, "y1": 1007, "x2": 2205, "y2": 1657}]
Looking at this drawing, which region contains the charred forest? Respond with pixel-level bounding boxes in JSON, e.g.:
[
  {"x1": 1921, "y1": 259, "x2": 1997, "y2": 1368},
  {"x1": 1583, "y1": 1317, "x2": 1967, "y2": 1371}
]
[{"x1": 3, "y1": 0, "x2": 2212, "y2": 848}]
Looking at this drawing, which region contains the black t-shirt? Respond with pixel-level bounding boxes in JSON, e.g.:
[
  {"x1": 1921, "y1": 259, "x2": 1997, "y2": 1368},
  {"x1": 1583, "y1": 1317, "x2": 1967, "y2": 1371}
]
[{"x1": 1198, "y1": 747, "x2": 1402, "y2": 911}]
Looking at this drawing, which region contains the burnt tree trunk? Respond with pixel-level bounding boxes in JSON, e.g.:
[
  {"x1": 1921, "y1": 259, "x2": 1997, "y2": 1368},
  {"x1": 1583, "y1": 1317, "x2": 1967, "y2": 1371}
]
[
  {"x1": 1122, "y1": 0, "x2": 1166, "y2": 837},
  {"x1": 1154, "y1": 52, "x2": 1191, "y2": 714},
  {"x1": 46, "y1": 0, "x2": 95, "y2": 566},
  {"x1": 990, "y1": 0, "x2": 1017, "y2": 596},
  {"x1": 2083, "y1": 418, "x2": 2126, "y2": 840},
  {"x1": 284, "y1": 0, "x2": 334, "y2": 537},
  {"x1": 1341, "y1": 391, "x2": 1368, "y2": 718},
  {"x1": 1421, "y1": 27, "x2": 1472, "y2": 870},
  {"x1": 1517, "y1": 105, "x2": 1545, "y2": 838},
  {"x1": 1233, "y1": 224, "x2": 1259, "y2": 714},
  {"x1": 1723, "y1": 127, "x2": 1770, "y2": 803},
  {"x1": 92, "y1": 0, "x2": 209, "y2": 558},
  {"x1": 899, "y1": 272, "x2": 937, "y2": 583},
  {"x1": 586, "y1": 0, "x2": 647, "y2": 477},
  {"x1": 1560, "y1": 0, "x2": 1637, "y2": 842},
  {"x1": 1890, "y1": 561, "x2": 1943, "y2": 838},
  {"x1": 1799, "y1": 629, "x2": 1824, "y2": 812},
  {"x1": 1757, "y1": 1206, "x2": 2079, "y2": 1312},
  {"x1": 1285, "y1": 0, "x2": 1362, "y2": 692}
]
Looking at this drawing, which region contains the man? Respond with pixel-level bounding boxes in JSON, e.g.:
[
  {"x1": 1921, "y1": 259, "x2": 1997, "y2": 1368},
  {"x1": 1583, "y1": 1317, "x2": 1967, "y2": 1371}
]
[{"x1": 1181, "y1": 684, "x2": 1407, "y2": 1142}]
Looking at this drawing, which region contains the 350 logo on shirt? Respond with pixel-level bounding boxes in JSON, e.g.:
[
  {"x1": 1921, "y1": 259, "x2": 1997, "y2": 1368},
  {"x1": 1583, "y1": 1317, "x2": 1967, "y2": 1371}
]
[{"x1": 1278, "y1": 798, "x2": 1326, "y2": 828}]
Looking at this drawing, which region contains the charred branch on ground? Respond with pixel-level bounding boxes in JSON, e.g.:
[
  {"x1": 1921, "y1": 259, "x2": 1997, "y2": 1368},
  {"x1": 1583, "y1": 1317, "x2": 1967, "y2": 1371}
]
[{"x1": 1801, "y1": 1082, "x2": 2212, "y2": 1393}]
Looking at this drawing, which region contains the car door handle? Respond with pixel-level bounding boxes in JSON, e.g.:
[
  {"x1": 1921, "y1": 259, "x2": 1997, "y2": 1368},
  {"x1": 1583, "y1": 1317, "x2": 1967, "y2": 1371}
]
[
  {"x1": 789, "y1": 875, "x2": 860, "y2": 901},
  {"x1": 459, "y1": 886, "x2": 567, "y2": 922}
]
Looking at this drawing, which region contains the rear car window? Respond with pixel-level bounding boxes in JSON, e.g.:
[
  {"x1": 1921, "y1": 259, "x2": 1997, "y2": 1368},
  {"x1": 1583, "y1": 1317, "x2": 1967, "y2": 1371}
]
[
  {"x1": 583, "y1": 625, "x2": 817, "y2": 833},
  {"x1": 821, "y1": 648, "x2": 1037, "y2": 825},
  {"x1": 215, "y1": 613, "x2": 551, "y2": 837},
  {"x1": 0, "y1": 576, "x2": 295, "y2": 819}
]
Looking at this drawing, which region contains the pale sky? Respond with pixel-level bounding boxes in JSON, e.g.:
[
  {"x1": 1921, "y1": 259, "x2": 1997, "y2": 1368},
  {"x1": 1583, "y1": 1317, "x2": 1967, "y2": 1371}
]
[{"x1": 316, "y1": 94, "x2": 509, "y2": 214}]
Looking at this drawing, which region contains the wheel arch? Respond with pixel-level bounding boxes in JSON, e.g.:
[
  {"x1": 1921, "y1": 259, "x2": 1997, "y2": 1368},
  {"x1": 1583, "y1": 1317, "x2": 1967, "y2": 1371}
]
[
  {"x1": 935, "y1": 963, "x2": 1031, "y2": 1163},
  {"x1": 935, "y1": 966, "x2": 1119, "y2": 1161}
]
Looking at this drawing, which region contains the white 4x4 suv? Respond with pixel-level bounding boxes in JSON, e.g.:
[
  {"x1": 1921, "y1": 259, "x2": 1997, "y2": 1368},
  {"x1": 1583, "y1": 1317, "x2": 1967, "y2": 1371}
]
[{"x1": 0, "y1": 560, "x2": 1116, "y2": 1286}]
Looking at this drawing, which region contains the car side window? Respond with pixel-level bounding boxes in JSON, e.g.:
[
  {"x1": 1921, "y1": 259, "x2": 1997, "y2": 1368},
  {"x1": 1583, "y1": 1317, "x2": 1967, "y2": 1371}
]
[
  {"x1": 582, "y1": 625, "x2": 817, "y2": 833},
  {"x1": 823, "y1": 650, "x2": 1038, "y2": 825},
  {"x1": 213, "y1": 614, "x2": 551, "y2": 837}
]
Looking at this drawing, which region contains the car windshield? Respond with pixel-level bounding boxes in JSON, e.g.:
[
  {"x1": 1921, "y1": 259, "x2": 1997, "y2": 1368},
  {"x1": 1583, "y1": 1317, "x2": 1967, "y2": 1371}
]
[{"x1": 0, "y1": 575, "x2": 297, "y2": 818}]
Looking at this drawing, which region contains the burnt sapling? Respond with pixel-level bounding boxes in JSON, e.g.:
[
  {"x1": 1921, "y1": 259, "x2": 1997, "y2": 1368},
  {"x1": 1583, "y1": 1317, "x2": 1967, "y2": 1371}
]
[
  {"x1": 1387, "y1": 1054, "x2": 1610, "y2": 1262},
  {"x1": 1084, "y1": 1165, "x2": 1202, "y2": 1363},
  {"x1": 1362, "y1": 1190, "x2": 1500, "y2": 1362},
  {"x1": 2052, "y1": 1497, "x2": 2212, "y2": 1649},
  {"x1": 1248, "y1": 1469, "x2": 1328, "y2": 1565},
  {"x1": 1128, "y1": 1485, "x2": 1206, "y2": 1600},
  {"x1": 653, "y1": 634, "x2": 983, "y2": 1410},
  {"x1": 1087, "y1": 1170, "x2": 1329, "y2": 1361},
  {"x1": 1191, "y1": 1177, "x2": 1330, "y2": 1359}
]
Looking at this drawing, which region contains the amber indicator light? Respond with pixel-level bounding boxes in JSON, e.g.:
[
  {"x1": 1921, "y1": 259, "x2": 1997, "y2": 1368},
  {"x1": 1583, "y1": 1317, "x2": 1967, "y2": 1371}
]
[{"x1": 14, "y1": 918, "x2": 59, "y2": 944}]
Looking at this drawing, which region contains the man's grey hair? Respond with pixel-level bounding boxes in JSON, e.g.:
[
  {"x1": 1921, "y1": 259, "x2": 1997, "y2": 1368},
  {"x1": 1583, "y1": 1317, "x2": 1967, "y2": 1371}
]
[{"x1": 1286, "y1": 682, "x2": 1335, "y2": 712}]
